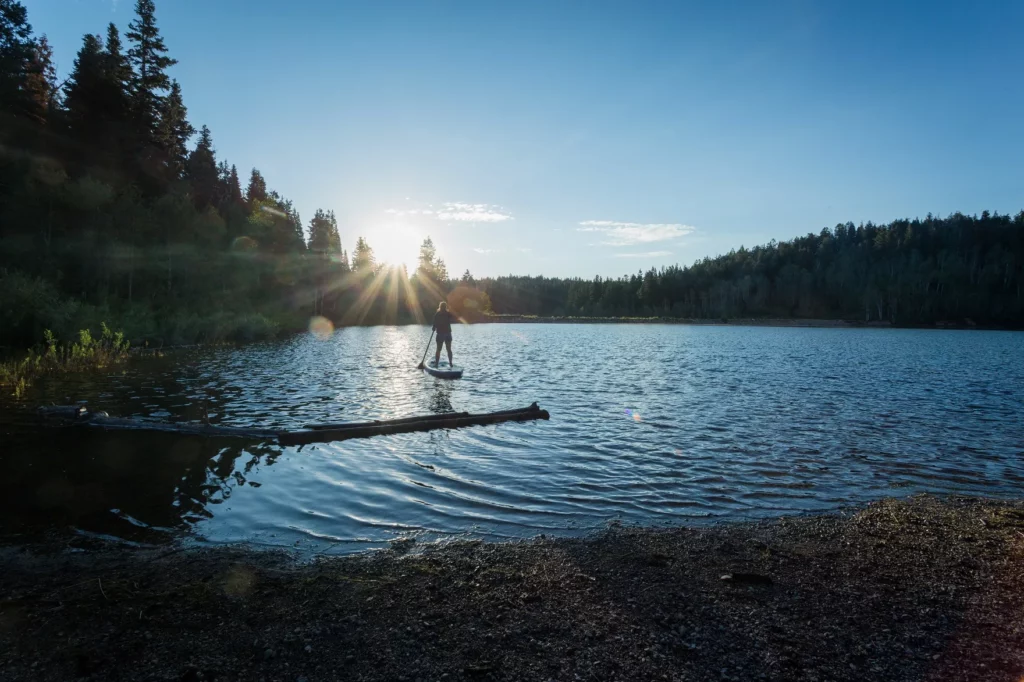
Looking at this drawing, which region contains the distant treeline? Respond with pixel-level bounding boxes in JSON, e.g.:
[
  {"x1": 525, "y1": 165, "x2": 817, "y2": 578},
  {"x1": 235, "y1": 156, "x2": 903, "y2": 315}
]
[
  {"x1": 1, "y1": 0, "x2": 1021, "y2": 353},
  {"x1": 477, "y1": 212, "x2": 1024, "y2": 325}
]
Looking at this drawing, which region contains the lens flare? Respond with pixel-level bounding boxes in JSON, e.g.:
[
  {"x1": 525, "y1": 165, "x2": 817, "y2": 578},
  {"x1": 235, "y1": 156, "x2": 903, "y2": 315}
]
[
  {"x1": 624, "y1": 408, "x2": 642, "y2": 422},
  {"x1": 230, "y1": 235, "x2": 258, "y2": 252},
  {"x1": 308, "y1": 316, "x2": 334, "y2": 340}
]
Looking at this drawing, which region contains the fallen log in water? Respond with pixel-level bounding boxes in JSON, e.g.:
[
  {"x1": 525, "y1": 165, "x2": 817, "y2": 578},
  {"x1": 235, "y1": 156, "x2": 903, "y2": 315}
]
[{"x1": 36, "y1": 403, "x2": 550, "y2": 445}]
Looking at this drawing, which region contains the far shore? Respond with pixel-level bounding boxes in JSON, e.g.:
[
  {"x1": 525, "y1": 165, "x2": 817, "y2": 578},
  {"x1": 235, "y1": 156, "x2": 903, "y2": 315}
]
[
  {"x1": 473, "y1": 314, "x2": 1014, "y2": 330},
  {"x1": 3, "y1": 495, "x2": 1022, "y2": 681}
]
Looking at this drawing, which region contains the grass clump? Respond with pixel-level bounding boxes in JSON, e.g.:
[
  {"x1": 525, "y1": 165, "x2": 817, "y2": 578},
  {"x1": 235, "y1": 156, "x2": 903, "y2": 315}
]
[{"x1": 0, "y1": 323, "x2": 130, "y2": 398}]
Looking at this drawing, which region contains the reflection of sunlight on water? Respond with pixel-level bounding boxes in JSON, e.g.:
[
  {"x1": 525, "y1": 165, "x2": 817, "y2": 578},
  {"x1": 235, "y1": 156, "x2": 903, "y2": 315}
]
[
  {"x1": 511, "y1": 330, "x2": 529, "y2": 344},
  {"x1": 372, "y1": 327, "x2": 431, "y2": 419},
  {"x1": 308, "y1": 316, "x2": 334, "y2": 340}
]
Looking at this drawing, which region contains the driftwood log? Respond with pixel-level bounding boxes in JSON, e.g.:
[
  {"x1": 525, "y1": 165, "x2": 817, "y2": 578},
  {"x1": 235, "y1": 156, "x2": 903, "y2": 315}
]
[{"x1": 37, "y1": 403, "x2": 550, "y2": 446}]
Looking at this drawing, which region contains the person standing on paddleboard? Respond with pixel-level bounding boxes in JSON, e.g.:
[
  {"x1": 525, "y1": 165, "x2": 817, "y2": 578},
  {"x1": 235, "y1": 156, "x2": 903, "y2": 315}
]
[{"x1": 432, "y1": 301, "x2": 455, "y2": 367}]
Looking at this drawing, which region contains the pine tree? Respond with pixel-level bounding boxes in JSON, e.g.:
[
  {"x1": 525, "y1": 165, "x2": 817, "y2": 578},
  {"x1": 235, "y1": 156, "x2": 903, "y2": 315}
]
[
  {"x1": 417, "y1": 237, "x2": 437, "y2": 276},
  {"x1": 186, "y1": 125, "x2": 218, "y2": 208},
  {"x1": 246, "y1": 168, "x2": 267, "y2": 204},
  {"x1": 63, "y1": 33, "x2": 105, "y2": 142},
  {"x1": 417, "y1": 236, "x2": 448, "y2": 282},
  {"x1": 326, "y1": 210, "x2": 341, "y2": 254},
  {"x1": 307, "y1": 208, "x2": 331, "y2": 253},
  {"x1": 215, "y1": 159, "x2": 231, "y2": 206},
  {"x1": 227, "y1": 164, "x2": 243, "y2": 205},
  {"x1": 352, "y1": 237, "x2": 375, "y2": 272},
  {"x1": 0, "y1": 0, "x2": 34, "y2": 118},
  {"x1": 126, "y1": 0, "x2": 176, "y2": 139},
  {"x1": 22, "y1": 34, "x2": 56, "y2": 124},
  {"x1": 102, "y1": 23, "x2": 132, "y2": 117},
  {"x1": 155, "y1": 80, "x2": 193, "y2": 181},
  {"x1": 64, "y1": 25, "x2": 133, "y2": 169}
]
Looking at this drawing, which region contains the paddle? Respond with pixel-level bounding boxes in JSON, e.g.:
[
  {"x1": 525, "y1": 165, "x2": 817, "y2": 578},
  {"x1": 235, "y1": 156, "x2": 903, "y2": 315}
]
[{"x1": 416, "y1": 329, "x2": 435, "y2": 369}]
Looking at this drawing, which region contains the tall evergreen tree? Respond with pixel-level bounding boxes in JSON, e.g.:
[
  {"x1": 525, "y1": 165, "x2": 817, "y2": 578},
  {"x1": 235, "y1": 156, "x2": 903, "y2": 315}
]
[
  {"x1": 186, "y1": 125, "x2": 218, "y2": 208},
  {"x1": 101, "y1": 22, "x2": 132, "y2": 117},
  {"x1": 308, "y1": 208, "x2": 341, "y2": 254},
  {"x1": 0, "y1": 0, "x2": 34, "y2": 119},
  {"x1": 63, "y1": 33, "x2": 105, "y2": 137},
  {"x1": 22, "y1": 34, "x2": 56, "y2": 124},
  {"x1": 126, "y1": 0, "x2": 176, "y2": 139},
  {"x1": 246, "y1": 167, "x2": 267, "y2": 204},
  {"x1": 155, "y1": 80, "x2": 193, "y2": 181},
  {"x1": 226, "y1": 164, "x2": 243, "y2": 205},
  {"x1": 352, "y1": 237, "x2": 375, "y2": 272},
  {"x1": 64, "y1": 25, "x2": 133, "y2": 170},
  {"x1": 416, "y1": 236, "x2": 449, "y2": 282}
]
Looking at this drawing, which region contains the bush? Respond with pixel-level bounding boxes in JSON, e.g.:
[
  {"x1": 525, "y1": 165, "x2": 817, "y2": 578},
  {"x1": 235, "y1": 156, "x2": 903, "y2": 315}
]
[{"x1": 0, "y1": 323, "x2": 131, "y2": 398}]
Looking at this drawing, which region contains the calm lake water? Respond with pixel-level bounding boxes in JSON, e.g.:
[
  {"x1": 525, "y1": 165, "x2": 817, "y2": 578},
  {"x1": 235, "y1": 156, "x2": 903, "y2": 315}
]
[{"x1": 2, "y1": 324, "x2": 1023, "y2": 552}]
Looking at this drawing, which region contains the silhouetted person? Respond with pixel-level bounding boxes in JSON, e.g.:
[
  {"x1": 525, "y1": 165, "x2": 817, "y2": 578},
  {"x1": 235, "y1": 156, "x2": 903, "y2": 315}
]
[{"x1": 432, "y1": 301, "x2": 454, "y2": 367}]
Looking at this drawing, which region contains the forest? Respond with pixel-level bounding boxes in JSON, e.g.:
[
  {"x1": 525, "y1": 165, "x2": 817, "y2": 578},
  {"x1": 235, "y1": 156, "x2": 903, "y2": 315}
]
[
  {"x1": 480, "y1": 211, "x2": 1024, "y2": 325},
  {"x1": 1, "y1": 0, "x2": 1022, "y2": 352}
]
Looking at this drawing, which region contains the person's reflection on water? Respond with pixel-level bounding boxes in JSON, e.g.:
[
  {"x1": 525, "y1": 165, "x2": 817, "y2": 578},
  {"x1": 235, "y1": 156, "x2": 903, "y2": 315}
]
[{"x1": 427, "y1": 381, "x2": 455, "y2": 414}]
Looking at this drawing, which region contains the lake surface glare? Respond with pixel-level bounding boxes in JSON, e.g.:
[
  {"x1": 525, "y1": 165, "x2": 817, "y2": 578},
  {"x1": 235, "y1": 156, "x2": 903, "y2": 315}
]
[{"x1": 2, "y1": 324, "x2": 1022, "y2": 553}]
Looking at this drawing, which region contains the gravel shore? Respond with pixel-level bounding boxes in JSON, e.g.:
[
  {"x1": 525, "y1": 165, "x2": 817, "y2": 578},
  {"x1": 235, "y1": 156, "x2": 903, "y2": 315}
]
[{"x1": 2, "y1": 495, "x2": 1023, "y2": 682}]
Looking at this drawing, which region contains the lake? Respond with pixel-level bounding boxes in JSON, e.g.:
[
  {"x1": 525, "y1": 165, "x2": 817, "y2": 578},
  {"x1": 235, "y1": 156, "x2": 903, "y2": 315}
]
[{"x1": 2, "y1": 324, "x2": 1022, "y2": 553}]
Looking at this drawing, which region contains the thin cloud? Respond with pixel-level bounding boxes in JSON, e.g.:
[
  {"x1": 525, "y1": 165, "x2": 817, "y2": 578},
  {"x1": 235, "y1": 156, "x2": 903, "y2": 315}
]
[
  {"x1": 384, "y1": 202, "x2": 513, "y2": 223},
  {"x1": 615, "y1": 250, "x2": 672, "y2": 258},
  {"x1": 473, "y1": 247, "x2": 500, "y2": 254},
  {"x1": 515, "y1": 247, "x2": 532, "y2": 253},
  {"x1": 578, "y1": 220, "x2": 694, "y2": 246},
  {"x1": 384, "y1": 208, "x2": 434, "y2": 217},
  {"x1": 437, "y1": 202, "x2": 513, "y2": 223}
]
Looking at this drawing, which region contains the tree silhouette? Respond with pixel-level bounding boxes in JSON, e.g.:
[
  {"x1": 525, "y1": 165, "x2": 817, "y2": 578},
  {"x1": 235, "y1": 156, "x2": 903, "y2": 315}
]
[
  {"x1": 0, "y1": 0, "x2": 35, "y2": 120},
  {"x1": 22, "y1": 34, "x2": 56, "y2": 124},
  {"x1": 125, "y1": 0, "x2": 175, "y2": 139},
  {"x1": 186, "y1": 125, "x2": 219, "y2": 208},
  {"x1": 155, "y1": 79, "x2": 193, "y2": 181},
  {"x1": 246, "y1": 168, "x2": 267, "y2": 205}
]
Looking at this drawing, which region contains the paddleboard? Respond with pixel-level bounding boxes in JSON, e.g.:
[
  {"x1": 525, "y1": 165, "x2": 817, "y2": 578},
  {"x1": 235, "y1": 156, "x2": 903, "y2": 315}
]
[{"x1": 424, "y1": 361, "x2": 464, "y2": 379}]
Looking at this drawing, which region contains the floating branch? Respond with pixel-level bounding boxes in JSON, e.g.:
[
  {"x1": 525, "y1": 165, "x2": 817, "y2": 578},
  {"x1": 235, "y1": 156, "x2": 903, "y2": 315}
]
[{"x1": 37, "y1": 403, "x2": 550, "y2": 445}]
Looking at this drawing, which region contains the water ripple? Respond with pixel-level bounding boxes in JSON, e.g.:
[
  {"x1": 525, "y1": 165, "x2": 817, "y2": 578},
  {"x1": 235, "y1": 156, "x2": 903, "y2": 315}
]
[{"x1": 2, "y1": 325, "x2": 1023, "y2": 551}]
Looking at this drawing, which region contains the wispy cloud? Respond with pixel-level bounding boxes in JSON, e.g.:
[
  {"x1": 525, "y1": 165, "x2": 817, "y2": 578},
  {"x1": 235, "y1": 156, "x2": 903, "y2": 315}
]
[
  {"x1": 384, "y1": 208, "x2": 434, "y2": 217},
  {"x1": 615, "y1": 250, "x2": 672, "y2": 258},
  {"x1": 437, "y1": 203, "x2": 513, "y2": 223},
  {"x1": 578, "y1": 220, "x2": 694, "y2": 246},
  {"x1": 515, "y1": 247, "x2": 532, "y2": 253},
  {"x1": 384, "y1": 202, "x2": 513, "y2": 223},
  {"x1": 473, "y1": 247, "x2": 500, "y2": 254}
]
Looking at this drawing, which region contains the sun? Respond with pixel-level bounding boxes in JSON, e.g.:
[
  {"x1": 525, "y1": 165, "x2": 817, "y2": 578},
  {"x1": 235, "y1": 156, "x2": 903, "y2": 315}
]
[{"x1": 367, "y1": 223, "x2": 421, "y2": 273}]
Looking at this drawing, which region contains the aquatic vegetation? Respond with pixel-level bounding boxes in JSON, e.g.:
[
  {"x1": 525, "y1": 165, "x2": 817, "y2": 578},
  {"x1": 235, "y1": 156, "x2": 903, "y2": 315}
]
[{"x1": 0, "y1": 323, "x2": 130, "y2": 398}]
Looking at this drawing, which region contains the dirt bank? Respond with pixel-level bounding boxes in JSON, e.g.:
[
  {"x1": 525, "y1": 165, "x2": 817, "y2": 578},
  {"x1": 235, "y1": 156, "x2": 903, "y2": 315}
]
[{"x1": 2, "y1": 495, "x2": 1023, "y2": 681}]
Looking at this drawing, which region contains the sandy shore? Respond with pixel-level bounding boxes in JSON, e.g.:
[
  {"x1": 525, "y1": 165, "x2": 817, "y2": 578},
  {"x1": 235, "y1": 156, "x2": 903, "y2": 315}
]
[{"x1": 2, "y1": 495, "x2": 1023, "y2": 682}]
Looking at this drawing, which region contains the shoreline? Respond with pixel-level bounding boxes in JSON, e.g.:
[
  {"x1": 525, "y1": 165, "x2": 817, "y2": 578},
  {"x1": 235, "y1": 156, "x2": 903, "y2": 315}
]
[
  {"x1": 3, "y1": 495, "x2": 1023, "y2": 681},
  {"x1": 476, "y1": 315, "x2": 1017, "y2": 330}
]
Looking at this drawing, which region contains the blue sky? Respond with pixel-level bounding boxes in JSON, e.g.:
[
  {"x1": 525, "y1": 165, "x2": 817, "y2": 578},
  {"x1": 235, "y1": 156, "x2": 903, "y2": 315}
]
[{"x1": 24, "y1": 0, "x2": 1024, "y2": 277}]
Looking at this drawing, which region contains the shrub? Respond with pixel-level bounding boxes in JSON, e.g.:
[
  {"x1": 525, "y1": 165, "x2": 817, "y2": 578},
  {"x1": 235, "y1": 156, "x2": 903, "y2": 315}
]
[{"x1": 0, "y1": 323, "x2": 131, "y2": 398}]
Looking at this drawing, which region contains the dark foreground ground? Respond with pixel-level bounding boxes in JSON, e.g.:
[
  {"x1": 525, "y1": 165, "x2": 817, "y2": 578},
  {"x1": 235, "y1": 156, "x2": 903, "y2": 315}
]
[{"x1": 2, "y1": 495, "x2": 1023, "y2": 682}]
